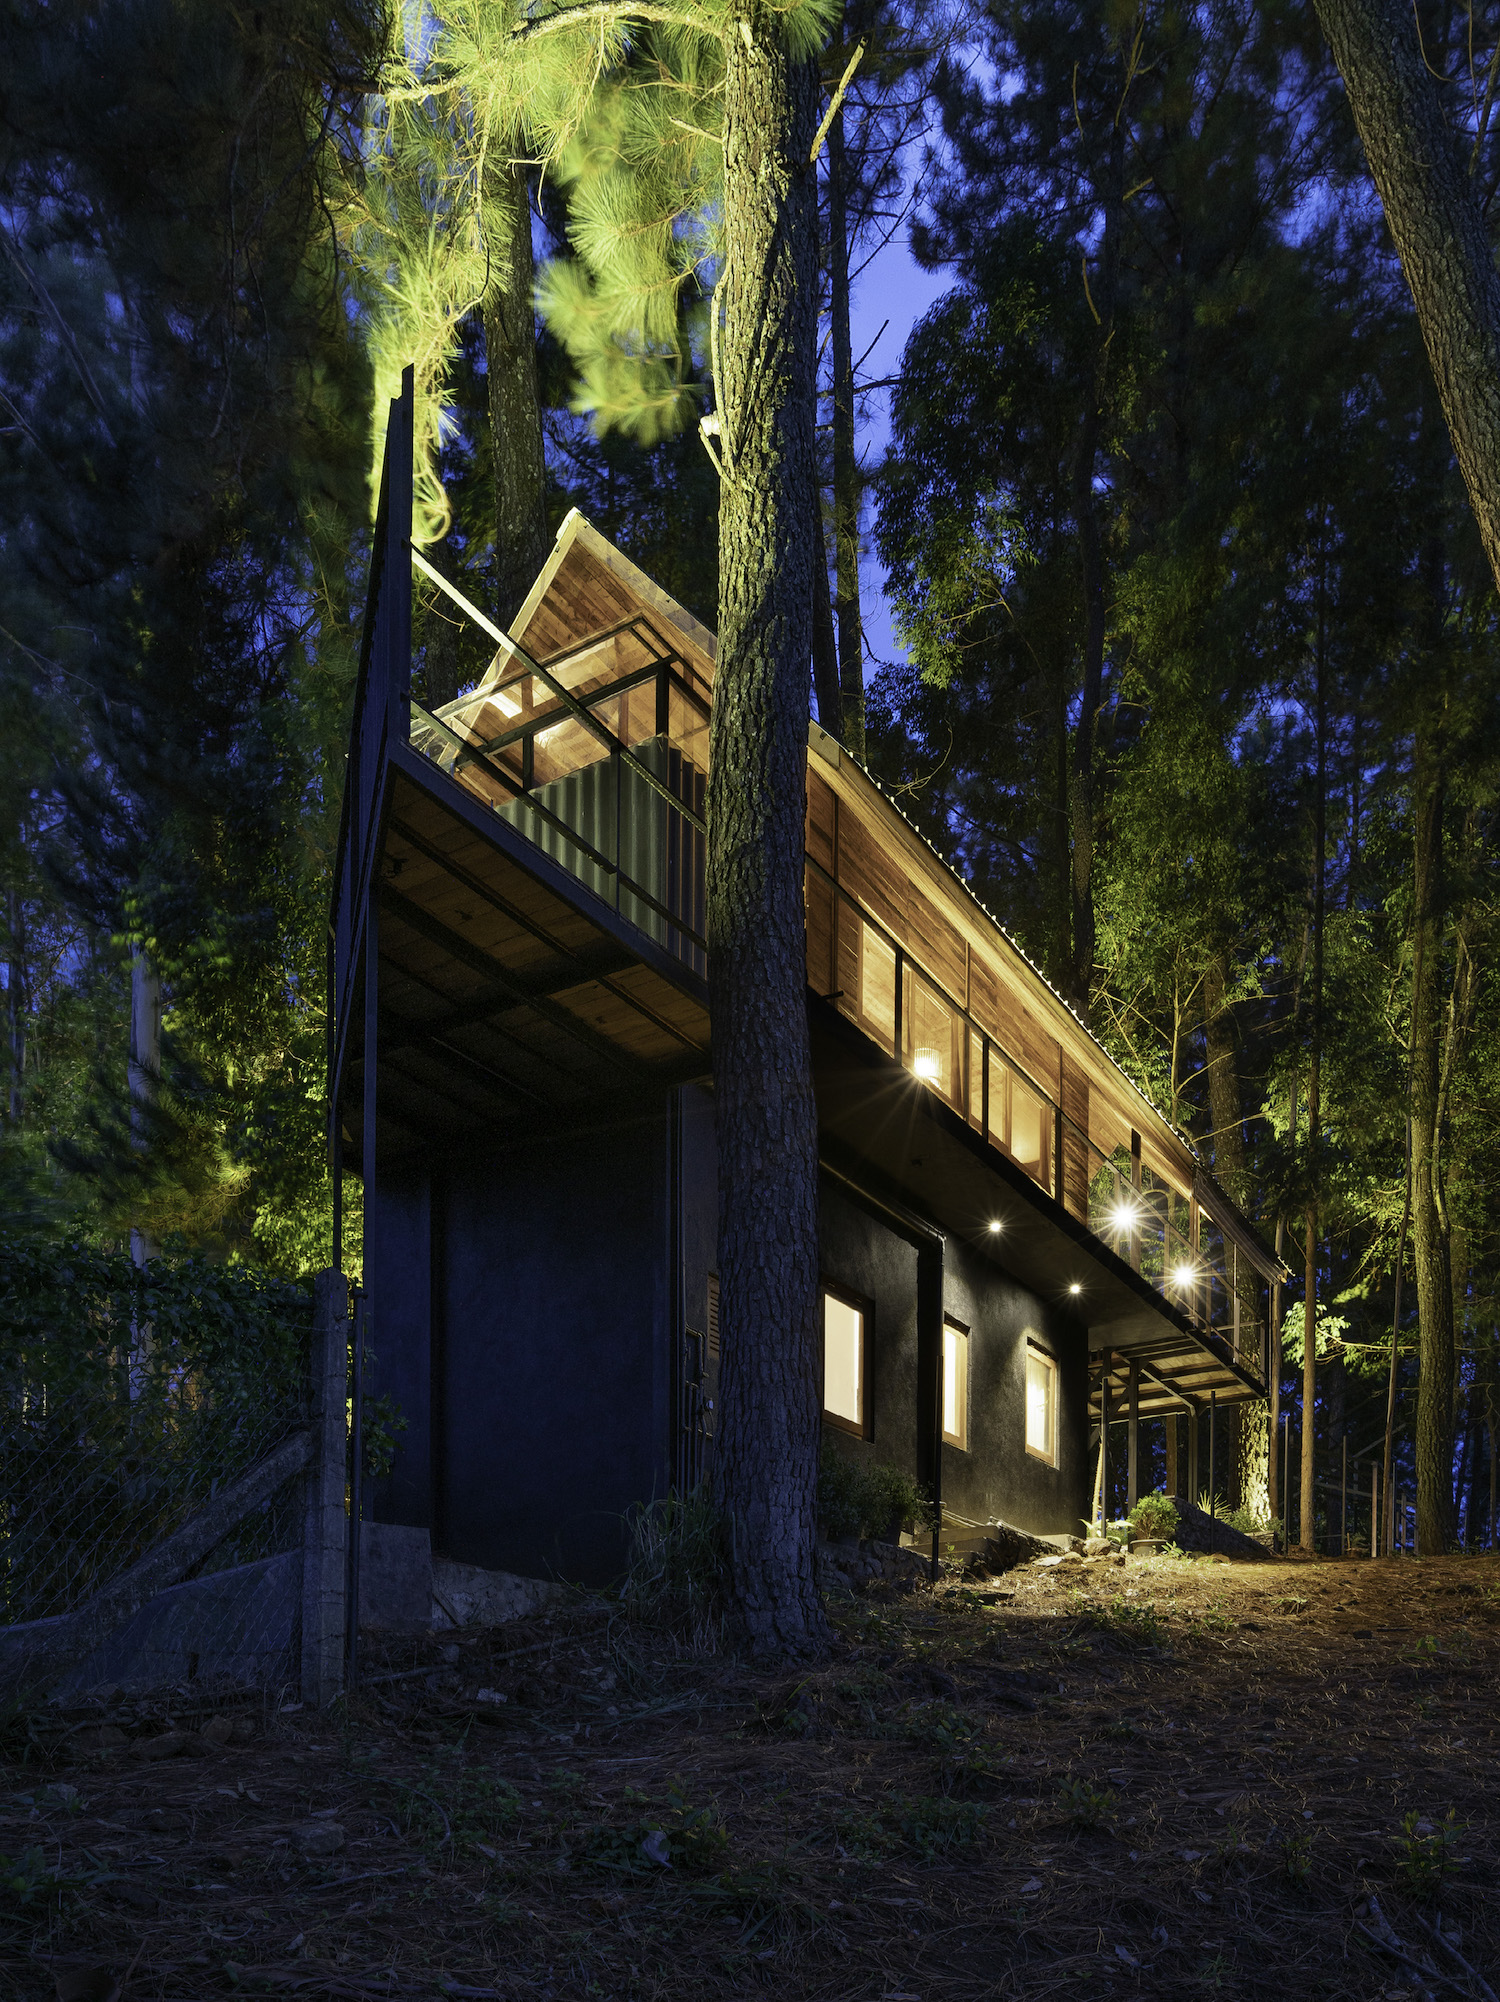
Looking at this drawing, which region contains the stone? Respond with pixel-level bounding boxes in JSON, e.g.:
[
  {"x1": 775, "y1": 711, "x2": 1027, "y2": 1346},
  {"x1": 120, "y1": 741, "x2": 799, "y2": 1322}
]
[
  {"x1": 1082, "y1": 1538, "x2": 1113, "y2": 1558},
  {"x1": 199, "y1": 1713, "x2": 235, "y2": 1746},
  {"x1": 1158, "y1": 1497, "x2": 1272, "y2": 1561},
  {"x1": 639, "y1": 1829, "x2": 672, "y2": 1868},
  {"x1": 70, "y1": 1724, "x2": 129, "y2": 1754},
  {"x1": 293, "y1": 1820, "x2": 345, "y2": 1857},
  {"x1": 132, "y1": 1731, "x2": 201, "y2": 1761},
  {"x1": 981, "y1": 1522, "x2": 1055, "y2": 1573},
  {"x1": 431, "y1": 1557, "x2": 563, "y2": 1631}
]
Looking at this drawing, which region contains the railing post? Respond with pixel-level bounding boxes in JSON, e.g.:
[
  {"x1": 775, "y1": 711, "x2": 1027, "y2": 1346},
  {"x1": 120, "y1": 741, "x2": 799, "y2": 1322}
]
[
  {"x1": 301, "y1": 1270, "x2": 349, "y2": 1709},
  {"x1": 1127, "y1": 1363, "x2": 1140, "y2": 1510}
]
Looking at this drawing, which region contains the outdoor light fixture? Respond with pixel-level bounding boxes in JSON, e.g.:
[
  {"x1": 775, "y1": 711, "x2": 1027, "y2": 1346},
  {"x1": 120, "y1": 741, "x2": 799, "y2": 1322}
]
[
  {"x1": 1068, "y1": 1282, "x2": 1082, "y2": 1296},
  {"x1": 1109, "y1": 1201, "x2": 1139, "y2": 1232},
  {"x1": 1172, "y1": 1262, "x2": 1196, "y2": 1288},
  {"x1": 988, "y1": 1219, "x2": 1003, "y2": 1234},
  {"x1": 913, "y1": 1052, "x2": 941, "y2": 1081}
]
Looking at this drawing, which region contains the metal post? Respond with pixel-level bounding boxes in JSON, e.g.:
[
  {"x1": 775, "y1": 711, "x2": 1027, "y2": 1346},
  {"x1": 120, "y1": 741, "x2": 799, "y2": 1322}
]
[
  {"x1": 346, "y1": 1289, "x2": 366, "y2": 1687},
  {"x1": 1281, "y1": 1410, "x2": 1290, "y2": 1547},
  {"x1": 1127, "y1": 1363, "x2": 1140, "y2": 1511},
  {"x1": 1100, "y1": 1364, "x2": 1111, "y2": 1531},
  {"x1": 301, "y1": 1271, "x2": 349, "y2": 1708},
  {"x1": 1208, "y1": 1390, "x2": 1217, "y2": 1553},
  {"x1": 1187, "y1": 1403, "x2": 1199, "y2": 1509},
  {"x1": 1341, "y1": 1436, "x2": 1348, "y2": 1557}
]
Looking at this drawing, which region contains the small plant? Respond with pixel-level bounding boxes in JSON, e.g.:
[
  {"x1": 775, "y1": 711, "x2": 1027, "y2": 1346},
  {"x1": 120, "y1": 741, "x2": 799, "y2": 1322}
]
[
  {"x1": 1092, "y1": 1595, "x2": 1168, "y2": 1650},
  {"x1": 1282, "y1": 1829, "x2": 1314, "y2": 1884},
  {"x1": 1394, "y1": 1809, "x2": 1461, "y2": 1899},
  {"x1": 1158, "y1": 1541, "x2": 1190, "y2": 1561},
  {"x1": 621, "y1": 1491, "x2": 725, "y2": 1646},
  {"x1": 1128, "y1": 1492, "x2": 1179, "y2": 1541},
  {"x1": 1196, "y1": 1492, "x2": 1273, "y2": 1536},
  {"x1": 817, "y1": 1448, "x2": 934, "y2": 1541},
  {"x1": 563, "y1": 1785, "x2": 728, "y2": 1878},
  {"x1": 1057, "y1": 1778, "x2": 1114, "y2": 1829},
  {"x1": 1273, "y1": 1596, "x2": 1308, "y2": 1616}
]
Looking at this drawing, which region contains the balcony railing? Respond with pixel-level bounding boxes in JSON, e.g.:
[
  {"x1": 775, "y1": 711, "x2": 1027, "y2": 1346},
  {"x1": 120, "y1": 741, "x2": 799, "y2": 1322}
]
[{"x1": 407, "y1": 610, "x2": 710, "y2": 978}]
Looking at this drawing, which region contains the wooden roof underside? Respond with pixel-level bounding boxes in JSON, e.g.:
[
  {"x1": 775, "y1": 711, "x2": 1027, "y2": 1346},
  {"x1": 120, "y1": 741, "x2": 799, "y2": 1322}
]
[{"x1": 338, "y1": 750, "x2": 711, "y2": 1161}]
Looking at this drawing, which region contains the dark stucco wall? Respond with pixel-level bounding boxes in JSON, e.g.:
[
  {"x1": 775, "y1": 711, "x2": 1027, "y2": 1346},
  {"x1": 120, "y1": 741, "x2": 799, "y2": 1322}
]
[
  {"x1": 816, "y1": 1181, "x2": 1089, "y2": 1538},
  {"x1": 939, "y1": 1235, "x2": 1090, "y2": 1538},
  {"x1": 368, "y1": 1105, "x2": 672, "y2": 1588},
  {"x1": 366, "y1": 1159, "x2": 433, "y2": 1533}
]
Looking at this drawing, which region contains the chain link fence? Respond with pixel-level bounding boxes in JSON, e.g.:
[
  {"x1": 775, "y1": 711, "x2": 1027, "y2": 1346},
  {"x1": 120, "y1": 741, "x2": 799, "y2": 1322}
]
[{"x1": 0, "y1": 1245, "x2": 321, "y2": 1700}]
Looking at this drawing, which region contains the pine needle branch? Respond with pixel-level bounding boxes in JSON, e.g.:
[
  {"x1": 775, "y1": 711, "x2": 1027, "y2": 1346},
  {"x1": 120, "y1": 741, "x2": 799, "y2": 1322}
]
[
  {"x1": 808, "y1": 38, "x2": 866, "y2": 165},
  {"x1": 508, "y1": 4, "x2": 723, "y2": 47}
]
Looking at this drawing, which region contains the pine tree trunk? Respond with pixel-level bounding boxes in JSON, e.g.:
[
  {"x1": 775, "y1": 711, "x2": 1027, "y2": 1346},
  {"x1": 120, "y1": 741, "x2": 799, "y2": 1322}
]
[
  {"x1": 1410, "y1": 733, "x2": 1455, "y2": 1553},
  {"x1": 6, "y1": 882, "x2": 25, "y2": 1124},
  {"x1": 1311, "y1": 0, "x2": 1500, "y2": 593},
  {"x1": 707, "y1": 7, "x2": 829, "y2": 1661},
  {"x1": 484, "y1": 162, "x2": 550, "y2": 627},
  {"x1": 811, "y1": 488, "x2": 842, "y2": 734},
  {"x1": 827, "y1": 106, "x2": 865, "y2": 757}
]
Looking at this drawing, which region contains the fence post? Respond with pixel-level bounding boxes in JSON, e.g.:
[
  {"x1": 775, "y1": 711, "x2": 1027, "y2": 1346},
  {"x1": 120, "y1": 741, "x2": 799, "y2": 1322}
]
[{"x1": 301, "y1": 1270, "x2": 349, "y2": 1708}]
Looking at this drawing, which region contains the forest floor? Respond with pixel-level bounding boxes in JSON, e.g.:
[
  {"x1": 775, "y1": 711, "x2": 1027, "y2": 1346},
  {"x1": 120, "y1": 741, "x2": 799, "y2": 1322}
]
[{"x1": 3, "y1": 1550, "x2": 1497, "y2": 2002}]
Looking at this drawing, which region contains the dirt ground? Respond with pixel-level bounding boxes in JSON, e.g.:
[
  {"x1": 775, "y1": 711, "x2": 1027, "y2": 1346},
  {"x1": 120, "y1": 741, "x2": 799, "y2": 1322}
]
[{"x1": 2, "y1": 1549, "x2": 1496, "y2": 2002}]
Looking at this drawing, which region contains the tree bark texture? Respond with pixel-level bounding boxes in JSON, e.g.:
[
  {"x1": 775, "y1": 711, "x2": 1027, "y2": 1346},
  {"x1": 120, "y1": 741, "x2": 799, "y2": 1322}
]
[
  {"x1": 707, "y1": 8, "x2": 829, "y2": 1661},
  {"x1": 1410, "y1": 734, "x2": 1455, "y2": 1552},
  {"x1": 826, "y1": 107, "x2": 865, "y2": 757},
  {"x1": 1312, "y1": 0, "x2": 1500, "y2": 593},
  {"x1": 484, "y1": 162, "x2": 550, "y2": 628},
  {"x1": 1066, "y1": 125, "x2": 1123, "y2": 1024},
  {"x1": 1204, "y1": 958, "x2": 1267, "y2": 1518},
  {"x1": 811, "y1": 482, "x2": 842, "y2": 735}
]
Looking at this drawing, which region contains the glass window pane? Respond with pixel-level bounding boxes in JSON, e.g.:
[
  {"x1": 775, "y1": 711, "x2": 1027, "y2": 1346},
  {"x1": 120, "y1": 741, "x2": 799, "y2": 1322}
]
[
  {"x1": 942, "y1": 1323, "x2": 968, "y2": 1448},
  {"x1": 1026, "y1": 1351, "x2": 1054, "y2": 1460},
  {"x1": 906, "y1": 970, "x2": 955, "y2": 1100},
  {"x1": 823, "y1": 1295, "x2": 863, "y2": 1428},
  {"x1": 969, "y1": 1029, "x2": 984, "y2": 1129},
  {"x1": 1011, "y1": 1075, "x2": 1048, "y2": 1185},
  {"x1": 860, "y1": 924, "x2": 896, "y2": 1050}
]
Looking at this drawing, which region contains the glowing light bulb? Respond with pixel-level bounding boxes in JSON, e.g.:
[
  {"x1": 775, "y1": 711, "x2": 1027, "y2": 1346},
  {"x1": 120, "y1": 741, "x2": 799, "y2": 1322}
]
[
  {"x1": 1109, "y1": 1202, "x2": 1139, "y2": 1232},
  {"x1": 1173, "y1": 1263, "x2": 1196, "y2": 1287},
  {"x1": 988, "y1": 1219, "x2": 1003, "y2": 1234},
  {"x1": 913, "y1": 1053, "x2": 941, "y2": 1081},
  {"x1": 1068, "y1": 1282, "x2": 1082, "y2": 1296}
]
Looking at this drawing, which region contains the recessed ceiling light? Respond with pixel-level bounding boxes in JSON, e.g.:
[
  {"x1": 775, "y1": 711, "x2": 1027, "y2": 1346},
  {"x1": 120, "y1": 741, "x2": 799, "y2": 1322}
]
[
  {"x1": 988, "y1": 1219, "x2": 1003, "y2": 1234},
  {"x1": 1068, "y1": 1282, "x2": 1082, "y2": 1295}
]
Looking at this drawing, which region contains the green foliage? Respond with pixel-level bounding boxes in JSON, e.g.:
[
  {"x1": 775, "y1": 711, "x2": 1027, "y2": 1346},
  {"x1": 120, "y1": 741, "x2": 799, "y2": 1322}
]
[
  {"x1": 1128, "y1": 1493, "x2": 1179, "y2": 1540},
  {"x1": 362, "y1": 1391, "x2": 409, "y2": 1481},
  {"x1": 1087, "y1": 1596, "x2": 1168, "y2": 1651},
  {"x1": 1057, "y1": 1778, "x2": 1114, "y2": 1829},
  {"x1": 1282, "y1": 1829, "x2": 1314, "y2": 1886},
  {"x1": 562, "y1": 1784, "x2": 728, "y2": 1877},
  {"x1": 1197, "y1": 1495, "x2": 1273, "y2": 1537},
  {"x1": 835, "y1": 1793, "x2": 989, "y2": 1864},
  {"x1": 0, "y1": 1240, "x2": 312, "y2": 1622},
  {"x1": 1394, "y1": 1811, "x2": 1462, "y2": 1899},
  {"x1": 817, "y1": 1448, "x2": 934, "y2": 1541}
]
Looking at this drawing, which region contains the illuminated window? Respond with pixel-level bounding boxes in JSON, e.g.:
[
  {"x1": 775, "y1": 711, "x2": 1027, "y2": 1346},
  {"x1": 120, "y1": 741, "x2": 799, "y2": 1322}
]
[
  {"x1": 942, "y1": 1319, "x2": 969, "y2": 1450},
  {"x1": 822, "y1": 1288, "x2": 868, "y2": 1435},
  {"x1": 904, "y1": 967, "x2": 957, "y2": 1100},
  {"x1": 1025, "y1": 1345, "x2": 1058, "y2": 1465},
  {"x1": 859, "y1": 924, "x2": 896, "y2": 1051}
]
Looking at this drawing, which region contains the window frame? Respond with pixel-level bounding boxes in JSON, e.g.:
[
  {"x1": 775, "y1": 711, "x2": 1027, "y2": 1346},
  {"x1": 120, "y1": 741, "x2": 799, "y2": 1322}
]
[
  {"x1": 1024, "y1": 1340, "x2": 1059, "y2": 1467},
  {"x1": 820, "y1": 1280, "x2": 873, "y2": 1439},
  {"x1": 941, "y1": 1316, "x2": 970, "y2": 1451}
]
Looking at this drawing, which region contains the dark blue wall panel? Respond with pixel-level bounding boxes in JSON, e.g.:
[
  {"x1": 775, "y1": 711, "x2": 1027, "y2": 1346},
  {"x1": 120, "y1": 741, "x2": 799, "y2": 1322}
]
[{"x1": 433, "y1": 1106, "x2": 671, "y2": 1586}]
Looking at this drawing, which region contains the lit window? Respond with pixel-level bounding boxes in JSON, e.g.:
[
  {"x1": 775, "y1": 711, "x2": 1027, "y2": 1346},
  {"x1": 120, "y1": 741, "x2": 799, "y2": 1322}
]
[
  {"x1": 904, "y1": 966, "x2": 957, "y2": 1101},
  {"x1": 822, "y1": 1289, "x2": 867, "y2": 1434},
  {"x1": 1025, "y1": 1346, "x2": 1058, "y2": 1465},
  {"x1": 859, "y1": 924, "x2": 896, "y2": 1051},
  {"x1": 942, "y1": 1320, "x2": 969, "y2": 1450}
]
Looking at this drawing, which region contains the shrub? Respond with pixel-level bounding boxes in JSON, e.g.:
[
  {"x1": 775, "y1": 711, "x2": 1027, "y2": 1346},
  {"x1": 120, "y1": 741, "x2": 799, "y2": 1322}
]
[
  {"x1": 1197, "y1": 1492, "x2": 1273, "y2": 1536},
  {"x1": 621, "y1": 1492, "x2": 725, "y2": 1647},
  {"x1": 1128, "y1": 1492, "x2": 1179, "y2": 1541},
  {"x1": 817, "y1": 1447, "x2": 933, "y2": 1541}
]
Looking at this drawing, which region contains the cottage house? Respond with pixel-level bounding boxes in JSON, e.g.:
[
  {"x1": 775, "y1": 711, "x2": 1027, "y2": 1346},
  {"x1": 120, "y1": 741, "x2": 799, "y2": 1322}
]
[{"x1": 332, "y1": 379, "x2": 1282, "y2": 1596}]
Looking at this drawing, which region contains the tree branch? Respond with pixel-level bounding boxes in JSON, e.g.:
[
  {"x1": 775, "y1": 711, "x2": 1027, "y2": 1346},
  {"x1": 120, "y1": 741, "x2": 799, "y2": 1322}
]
[
  {"x1": 508, "y1": 2, "x2": 719, "y2": 46},
  {"x1": 809, "y1": 39, "x2": 866, "y2": 166}
]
